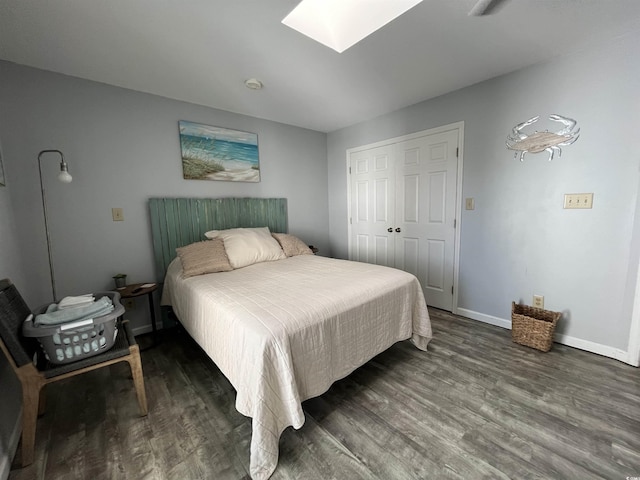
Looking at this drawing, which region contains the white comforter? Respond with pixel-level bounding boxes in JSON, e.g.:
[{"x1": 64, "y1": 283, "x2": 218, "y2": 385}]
[{"x1": 162, "y1": 255, "x2": 432, "y2": 479}]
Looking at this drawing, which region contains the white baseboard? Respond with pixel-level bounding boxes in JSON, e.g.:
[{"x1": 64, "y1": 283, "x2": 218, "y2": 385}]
[
  {"x1": 554, "y1": 332, "x2": 630, "y2": 364},
  {"x1": 131, "y1": 324, "x2": 154, "y2": 337},
  {"x1": 0, "y1": 406, "x2": 22, "y2": 480},
  {"x1": 455, "y1": 308, "x2": 634, "y2": 366},
  {"x1": 456, "y1": 308, "x2": 511, "y2": 330}
]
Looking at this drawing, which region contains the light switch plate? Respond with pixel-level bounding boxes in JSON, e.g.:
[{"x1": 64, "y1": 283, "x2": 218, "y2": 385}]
[
  {"x1": 563, "y1": 193, "x2": 593, "y2": 209},
  {"x1": 112, "y1": 208, "x2": 124, "y2": 221},
  {"x1": 465, "y1": 198, "x2": 475, "y2": 210}
]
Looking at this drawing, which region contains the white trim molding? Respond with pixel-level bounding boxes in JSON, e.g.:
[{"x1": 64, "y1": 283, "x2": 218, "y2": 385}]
[
  {"x1": 627, "y1": 254, "x2": 640, "y2": 367},
  {"x1": 457, "y1": 308, "x2": 511, "y2": 330},
  {"x1": 457, "y1": 308, "x2": 634, "y2": 365},
  {"x1": 131, "y1": 324, "x2": 154, "y2": 337},
  {"x1": 555, "y1": 332, "x2": 630, "y2": 364}
]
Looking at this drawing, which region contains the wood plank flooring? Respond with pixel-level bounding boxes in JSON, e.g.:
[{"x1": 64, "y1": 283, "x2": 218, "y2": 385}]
[{"x1": 9, "y1": 308, "x2": 640, "y2": 479}]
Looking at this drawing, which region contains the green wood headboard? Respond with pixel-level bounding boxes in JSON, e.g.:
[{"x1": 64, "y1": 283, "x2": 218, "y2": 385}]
[{"x1": 149, "y1": 197, "x2": 288, "y2": 282}]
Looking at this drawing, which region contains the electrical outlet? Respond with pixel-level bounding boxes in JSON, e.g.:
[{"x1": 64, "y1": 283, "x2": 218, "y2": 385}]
[
  {"x1": 112, "y1": 208, "x2": 124, "y2": 221},
  {"x1": 533, "y1": 295, "x2": 544, "y2": 309},
  {"x1": 563, "y1": 193, "x2": 593, "y2": 209},
  {"x1": 124, "y1": 299, "x2": 135, "y2": 310}
]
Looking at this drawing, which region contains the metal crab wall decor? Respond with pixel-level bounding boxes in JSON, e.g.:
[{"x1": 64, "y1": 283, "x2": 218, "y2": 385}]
[{"x1": 506, "y1": 114, "x2": 580, "y2": 161}]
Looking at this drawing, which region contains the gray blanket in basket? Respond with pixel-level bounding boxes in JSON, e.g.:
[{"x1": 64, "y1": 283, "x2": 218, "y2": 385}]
[{"x1": 34, "y1": 296, "x2": 114, "y2": 326}]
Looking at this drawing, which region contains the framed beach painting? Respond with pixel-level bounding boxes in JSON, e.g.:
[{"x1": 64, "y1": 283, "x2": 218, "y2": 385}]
[{"x1": 179, "y1": 121, "x2": 260, "y2": 182}]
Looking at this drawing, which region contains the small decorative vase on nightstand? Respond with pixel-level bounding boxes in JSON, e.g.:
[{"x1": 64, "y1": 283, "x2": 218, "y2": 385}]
[{"x1": 113, "y1": 274, "x2": 127, "y2": 289}]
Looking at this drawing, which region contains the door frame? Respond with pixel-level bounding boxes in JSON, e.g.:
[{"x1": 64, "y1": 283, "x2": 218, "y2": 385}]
[
  {"x1": 627, "y1": 255, "x2": 640, "y2": 366},
  {"x1": 346, "y1": 121, "x2": 465, "y2": 314}
]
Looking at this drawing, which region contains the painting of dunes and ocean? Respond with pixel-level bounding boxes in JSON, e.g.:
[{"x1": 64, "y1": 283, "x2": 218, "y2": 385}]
[{"x1": 179, "y1": 121, "x2": 260, "y2": 182}]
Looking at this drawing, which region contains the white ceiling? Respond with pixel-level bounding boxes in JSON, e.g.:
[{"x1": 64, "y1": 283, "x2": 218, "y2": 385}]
[{"x1": 1, "y1": 0, "x2": 639, "y2": 133}]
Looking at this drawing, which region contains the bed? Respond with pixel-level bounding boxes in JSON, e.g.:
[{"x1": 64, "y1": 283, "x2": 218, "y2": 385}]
[{"x1": 150, "y1": 197, "x2": 432, "y2": 479}]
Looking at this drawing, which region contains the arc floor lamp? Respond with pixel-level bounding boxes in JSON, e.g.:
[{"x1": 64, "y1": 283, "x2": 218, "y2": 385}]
[{"x1": 37, "y1": 149, "x2": 72, "y2": 302}]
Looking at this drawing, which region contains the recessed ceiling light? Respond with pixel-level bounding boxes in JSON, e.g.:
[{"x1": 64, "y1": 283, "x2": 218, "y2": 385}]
[
  {"x1": 282, "y1": 0, "x2": 423, "y2": 53},
  {"x1": 245, "y1": 78, "x2": 263, "y2": 90}
]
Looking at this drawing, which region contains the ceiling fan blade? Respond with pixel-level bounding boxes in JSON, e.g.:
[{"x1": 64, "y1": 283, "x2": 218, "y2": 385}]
[{"x1": 468, "y1": 0, "x2": 502, "y2": 16}]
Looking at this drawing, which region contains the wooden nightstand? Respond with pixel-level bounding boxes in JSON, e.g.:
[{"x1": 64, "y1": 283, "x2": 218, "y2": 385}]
[{"x1": 118, "y1": 282, "x2": 158, "y2": 348}]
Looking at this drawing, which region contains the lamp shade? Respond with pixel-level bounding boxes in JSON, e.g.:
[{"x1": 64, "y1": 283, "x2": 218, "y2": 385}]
[
  {"x1": 57, "y1": 161, "x2": 72, "y2": 183},
  {"x1": 57, "y1": 170, "x2": 72, "y2": 183}
]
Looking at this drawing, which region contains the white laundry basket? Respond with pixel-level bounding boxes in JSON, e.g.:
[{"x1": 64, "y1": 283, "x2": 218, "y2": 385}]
[{"x1": 23, "y1": 291, "x2": 124, "y2": 365}]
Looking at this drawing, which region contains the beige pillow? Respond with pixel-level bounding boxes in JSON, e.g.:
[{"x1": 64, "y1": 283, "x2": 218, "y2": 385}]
[
  {"x1": 213, "y1": 227, "x2": 285, "y2": 269},
  {"x1": 272, "y1": 233, "x2": 313, "y2": 257},
  {"x1": 176, "y1": 239, "x2": 233, "y2": 277},
  {"x1": 204, "y1": 230, "x2": 220, "y2": 240}
]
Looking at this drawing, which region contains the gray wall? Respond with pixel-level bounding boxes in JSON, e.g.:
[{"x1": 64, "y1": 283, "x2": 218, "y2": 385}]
[
  {"x1": 0, "y1": 61, "x2": 329, "y2": 310},
  {"x1": 0, "y1": 60, "x2": 328, "y2": 475},
  {"x1": 0, "y1": 156, "x2": 24, "y2": 479},
  {"x1": 328, "y1": 31, "x2": 640, "y2": 359}
]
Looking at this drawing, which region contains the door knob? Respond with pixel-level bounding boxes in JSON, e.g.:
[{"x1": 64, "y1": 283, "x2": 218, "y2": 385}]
[
  {"x1": 395, "y1": 228, "x2": 401, "y2": 233},
  {"x1": 387, "y1": 227, "x2": 393, "y2": 233}
]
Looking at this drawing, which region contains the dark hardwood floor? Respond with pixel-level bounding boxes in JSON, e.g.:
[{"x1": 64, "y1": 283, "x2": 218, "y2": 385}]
[{"x1": 9, "y1": 309, "x2": 640, "y2": 480}]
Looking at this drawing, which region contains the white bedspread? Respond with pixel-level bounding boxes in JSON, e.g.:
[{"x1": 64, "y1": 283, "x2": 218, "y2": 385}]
[{"x1": 162, "y1": 255, "x2": 432, "y2": 479}]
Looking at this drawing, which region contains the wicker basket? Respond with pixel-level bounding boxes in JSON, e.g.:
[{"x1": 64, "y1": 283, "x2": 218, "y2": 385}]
[{"x1": 511, "y1": 302, "x2": 561, "y2": 352}]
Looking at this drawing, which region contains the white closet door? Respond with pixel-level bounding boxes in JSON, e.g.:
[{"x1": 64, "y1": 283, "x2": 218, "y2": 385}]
[
  {"x1": 397, "y1": 129, "x2": 458, "y2": 311},
  {"x1": 394, "y1": 140, "x2": 423, "y2": 280},
  {"x1": 348, "y1": 126, "x2": 460, "y2": 312},
  {"x1": 349, "y1": 145, "x2": 396, "y2": 267}
]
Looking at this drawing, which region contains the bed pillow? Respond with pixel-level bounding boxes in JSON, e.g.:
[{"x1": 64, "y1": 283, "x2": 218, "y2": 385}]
[
  {"x1": 211, "y1": 227, "x2": 285, "y2": 269},
  {"x1": 176, "y1": 239, "x2": 233, "y2": 277},
  {"x1": 272, "y1": 233, "x2": 313, "y2": 257}
]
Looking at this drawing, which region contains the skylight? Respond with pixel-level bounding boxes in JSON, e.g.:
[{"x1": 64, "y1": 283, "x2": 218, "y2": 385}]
[{"x1": 282, "y1": 0, "x2": 424, "y2": 53}]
